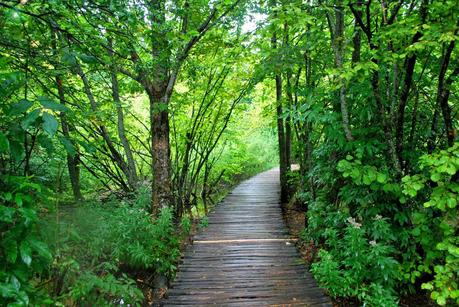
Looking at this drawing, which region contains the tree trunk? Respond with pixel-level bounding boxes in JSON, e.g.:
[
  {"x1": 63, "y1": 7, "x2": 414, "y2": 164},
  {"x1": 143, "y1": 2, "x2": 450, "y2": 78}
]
[
  {"x1": 108, "y1": 39, "x2": 138, "y2": 189},
  {"x1": 330, "y1": 1, "x2": 353, "y2": 141},
  {"x1": 275, "y1": 76, "x2": 289, "y2": 203},
  {"x1": 351, "y1": 12, "x2": 361, "y2": 65},
  {"x1": 75, "y1": 63, "x2": 133, "y2": 192},
  {"x1": 283, "y1": 23, "x2": 292, "y2": 169},
  {"x1": 52, "y1": 30, "x2": 83, "y2": 201},
  {"x1": 436, "y1": 35, "x2": 458, "y2": 148},
  {"x1": 271, "y1": 18, "x2": 289, "y2": 203},
  {"x1": 148, "y1": 89, "x2": 172, "y2": 217},
  {"x1": 56, "y1": 77, "x2": 83, "y2": 201},
  {"x1": 395, "y1": 0, "x2": 428, "y2": 168}
]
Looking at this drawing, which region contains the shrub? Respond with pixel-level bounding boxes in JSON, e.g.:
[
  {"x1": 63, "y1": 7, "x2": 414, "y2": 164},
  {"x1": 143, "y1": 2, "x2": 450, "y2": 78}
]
[
  {"x1": 310, "y1": 212, "x2": 399, "y2": 306},
  {"x1": 0, "y1": 175, "x2": 52, "y2": 306}
]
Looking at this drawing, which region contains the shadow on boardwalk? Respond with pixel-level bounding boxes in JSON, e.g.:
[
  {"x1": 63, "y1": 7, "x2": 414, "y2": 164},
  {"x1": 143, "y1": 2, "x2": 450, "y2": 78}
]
[{"x1": 164, "y1": 168, "x2": 331, "y2": 306}]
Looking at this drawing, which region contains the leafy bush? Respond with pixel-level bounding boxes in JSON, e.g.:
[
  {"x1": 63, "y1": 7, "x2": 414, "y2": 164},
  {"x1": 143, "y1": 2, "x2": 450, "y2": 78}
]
[
  {"x1": 305, "y1": 143, "x2": 459, "y2": 306},
  {"x1": 0, "y1": 176, "x2": 52, "y2": 306},
  {"x1": 402, "y1": 143, "x2": 459, "y2": 306},
  {"x1": 111, "y1": 204, "x2": 179, "y2": 277},
  {"x1": 67, "y1": 271, "x2": 143, "y2": 306},
  {"x1": 309, "y1": 206, "x2": 399, "y2": 306}
]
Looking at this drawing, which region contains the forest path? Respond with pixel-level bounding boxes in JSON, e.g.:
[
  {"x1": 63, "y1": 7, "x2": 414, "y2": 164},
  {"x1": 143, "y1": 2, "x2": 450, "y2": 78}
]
[{"x1": 164, "y1": 168, "x2": 331, "y2": 306}]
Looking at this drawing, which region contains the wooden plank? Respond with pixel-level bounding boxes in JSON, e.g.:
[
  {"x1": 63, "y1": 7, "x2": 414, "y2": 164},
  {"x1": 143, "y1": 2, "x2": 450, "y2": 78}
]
[
  {"x1": 163, "y1": 168, "x2": 331, "y2": 306},
  {"x1": 193, "y1": 238, "x2": 298, "y2": 244}
]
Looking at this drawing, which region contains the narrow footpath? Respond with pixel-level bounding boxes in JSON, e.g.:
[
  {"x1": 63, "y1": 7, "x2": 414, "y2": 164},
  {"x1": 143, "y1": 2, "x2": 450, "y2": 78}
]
[{"x1": 165, "y1": 168, "x2": 331, "y2": 306}]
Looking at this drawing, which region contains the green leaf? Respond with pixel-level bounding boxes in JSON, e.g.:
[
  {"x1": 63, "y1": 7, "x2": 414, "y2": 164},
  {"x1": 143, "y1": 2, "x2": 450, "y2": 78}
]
[
  {"x1": 37, "y1": 134, "x2": 54, "y2": 155},
  {"x1": 58, "y1": 136, "x2": 76, "y2": 156},
  {"x1": 0, "y1": 131, "x2": 9, "y2": 153},
  {"x1": 4, "y1": 239, "x2": 18, "y2": 263},
  {"x1": 42, "y1": 112, "x2": 59, "y2": 137},
  {"x1": 376, "y1": 173, "x2": 387, "y2": 184},
  {"x1": 9, "y1": 140, "x2": 24, "y2": 162},
  {"x1": 78, "y1": 53, "x2": 98, "y2": 64},
  {"x1": 30, "y1": 240, "x2": 52, "y2": 261},
  {"x1": 38, "y1": 96, "x2": 69, "y2": 112},
  {"x1": 21, "y1": 109, "x2": 41, "y2": 130},
  {"x1": 0, "y1": 283, "x2": 15, "y2": 298},
  {"x1": 14, "y1": 193, "x2": 23, "y2": 206},
  {"x1": 19, "y1": 208, "x2": 37, "y2": 226},
  {"x1": 430, "y1": 172, "x2": 441, "y2": 182},
  {"x1": 62, "y1": 49, "x2": 77, "y2": 66},
  {"x1": 9, "y1": 99, "x2": 33, "y2": 116},
  {"x1": 19, "y1": 241, "x2": 32, "y2": 266},
  {"x1": 0, "y1": 206, "x2": 15, "y2": 222},
  {"x1": 446, "y1": 198, "x2": 456, "y2": 208}
]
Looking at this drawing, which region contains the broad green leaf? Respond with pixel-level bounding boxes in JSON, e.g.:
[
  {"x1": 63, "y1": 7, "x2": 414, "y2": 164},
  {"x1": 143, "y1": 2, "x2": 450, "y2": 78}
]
[
  {"x1": 0, "y1": 131, "x2": 9, "y2": 153},
  {"x1": 3, "y1": 239, "x2": 17, "y2": 263},
  {"x1": 58, "y1": 136, "x2": 76, "y2": 156},
  {"x1": 9, "y1": 140, "x2": 24, "y2": 162},
  {"x1": 37, "y1": 134, "x2": 54, "y2": 155},
  {"x1": 62, "y1": 49, "x2": 77, "y2": 66},
  {"x1": 30, "y1": 240, "x2": 52, "y2": 261},
  {"x1": 21, "y1": 109, "x2": 41, "y2": 130},
  {"x1": 376, "y1": 173, "x2": 387, "y2": 183},
  {"x1": 38, "y1": 96, "x2": 69, "y2": 112},
  {"x1": 430, "y1": 172, "x2": 441, "y2": 182},
  {"x1": 42, "y1": 112, "x2": 59, "y2": 137},
  {"x1": 78, "y1": 53, "x2": 98, "y2": 64},
  {"x1": 9, "y1": 99, "x2": 33, "y2": 116},
  {"x1": 19, "y1": 208, "x2": 37, "y2": 226},
  {"x1": 0, "y1": 206, "x2": 15, "y2": 222},
  {"x1": 14, "y1": 193, "x2": 23, "y2": 206},
  {"x1": 19, "y1": 241, "x2": 32, "y2": 266}
]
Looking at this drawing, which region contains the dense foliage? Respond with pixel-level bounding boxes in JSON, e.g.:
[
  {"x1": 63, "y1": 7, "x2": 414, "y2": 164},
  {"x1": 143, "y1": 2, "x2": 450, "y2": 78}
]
[
  {"x1": 259, "y1": 1, "x2": 458, "y2": 306},
  {"x1": 0, "y1": 0, "x2": 276, "y2": 304},
  {"x1": 1, "y1": 0, "x2": 458, "y2": 306}
]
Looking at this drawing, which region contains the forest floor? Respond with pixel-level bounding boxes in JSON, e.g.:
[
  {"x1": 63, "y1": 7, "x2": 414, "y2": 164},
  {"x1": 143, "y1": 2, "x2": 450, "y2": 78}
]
[{"x1": 283, "y1": 199, "x2": 437, "y2": 307}]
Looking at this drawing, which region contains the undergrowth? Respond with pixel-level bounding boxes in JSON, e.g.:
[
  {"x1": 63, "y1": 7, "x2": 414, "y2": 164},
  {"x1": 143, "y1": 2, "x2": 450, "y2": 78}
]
[{"x1": 39, "y1": 185, "x2": 183, "y2": 306}]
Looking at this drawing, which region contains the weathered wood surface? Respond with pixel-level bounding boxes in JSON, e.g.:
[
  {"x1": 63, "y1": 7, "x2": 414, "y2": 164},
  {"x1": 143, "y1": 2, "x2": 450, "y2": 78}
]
[{"x1": 164, "y1": 168, "x2": 331, "y2": 306}]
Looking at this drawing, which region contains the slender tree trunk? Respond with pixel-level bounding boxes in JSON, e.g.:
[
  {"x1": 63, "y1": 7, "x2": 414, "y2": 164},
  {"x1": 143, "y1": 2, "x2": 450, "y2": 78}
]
[
  {"x1": 285, "y1": 84, "x2": 292, "y2": 168},
  {"x1": 395, "y1": 0, "x2": 428, "y2": 168},
  {"x1": 56, "y1": 78, "x2": 83, "y2": 201},
  {"x1": 283, "y1": 23, "x2": 292, "y2": 169},
  {"x1": 330, "y1": 1, "x2": 353, "y2": 141},
  {"x1": 275, "y1": 75, "x2": 288, "y2": 203},
  {"x1": 436, "y1": 35, "x2": 458, "y2": 148},
  {"x1": 75, "y1": 63, "x2": 133, "y2": 191},
  {"x1": 439, "y1": 67, "x2": 458, "y2": 148},
  {"x1": 108, "y1": 39, "x2": 138, "y2": 189},
  {"x1": 271, "y1": 17, "x2": 289, "y2": 203},
  {"x1": 351, "y1": 12, "x2": 361, "y2": 65},
  {"x1": 52, "y1": 30, "x2": 83, "y2": 200}
]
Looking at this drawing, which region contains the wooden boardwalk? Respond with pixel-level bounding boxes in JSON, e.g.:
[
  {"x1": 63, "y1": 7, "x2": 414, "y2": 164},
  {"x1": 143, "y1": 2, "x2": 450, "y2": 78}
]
[{"x1": 165, "y1": 168, "x2": 331, "y2": 306}]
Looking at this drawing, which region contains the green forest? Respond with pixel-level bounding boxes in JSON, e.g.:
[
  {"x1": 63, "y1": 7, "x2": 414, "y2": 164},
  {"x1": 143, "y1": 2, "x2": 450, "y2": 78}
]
[{"x1": 0, "y1": 0, "x2": 458, "y2": 306}]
